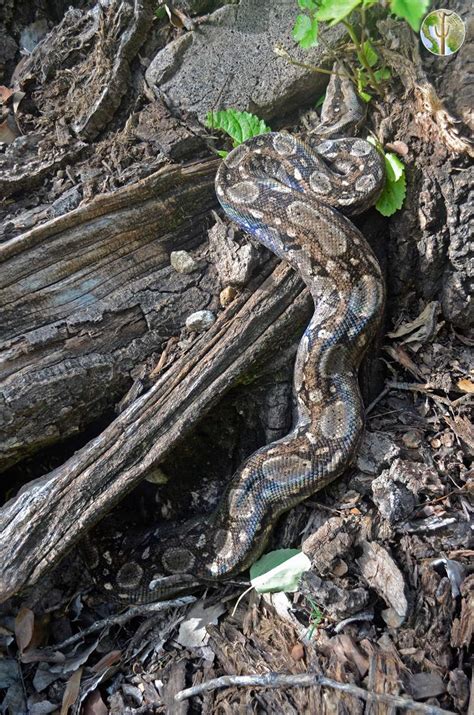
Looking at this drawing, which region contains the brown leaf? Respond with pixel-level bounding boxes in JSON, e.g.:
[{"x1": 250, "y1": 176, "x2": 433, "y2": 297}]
[
  {"x1": 83, "y1": 688, "x2": 108, "y2": 715},
  {"x1": 388, "y1": 301, "x2": 440, "y2": 345},
  {"x1": 0, "y1": 85, "x2": 14, "y2": 104},
  {"x1": 384, "y1": 344, "x2": 425, "y2": 381},
  {"x1": 15, "y1": 607, "x2": 34, "y2": 653},
  {"x1": 61, "y1": 667, "x2": 83, "y2": 715},
  {"x1": 91, "y1": 649, "x2": 122, "y2": 672},
  {"x1": 457, "y1": 378, "x2": 474, "y2": 393},
  {"x1": 0, "y1": 115, "x2": 19, "y2": 144},
  {"x1": 290, "y1": 643, "x2": 305, "y2": 661},
  {"x1": 444, "y1": 415, "x2": 474, "y2": 456}
]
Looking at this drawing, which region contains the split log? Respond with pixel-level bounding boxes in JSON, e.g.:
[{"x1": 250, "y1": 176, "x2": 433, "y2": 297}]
[
  {"x1": 0, "y1": 158, "x2": 219, "y2": 470},
  {"x1": 0, "y1": 260, "x2": 311, "y2": 602}
]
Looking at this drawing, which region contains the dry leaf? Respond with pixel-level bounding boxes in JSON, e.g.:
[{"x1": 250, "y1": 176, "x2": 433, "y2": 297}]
[
  {"x1": 384, "y1": 344, "x2": 425, "y2": 381},
  {"x1": 83, "y1": 688, "x2": 108, "y2": 715},
  {"x1": 290, "y1": 643, "x2": 305, "y2": 661},
  {"x1": 15, "y1": 607, "x2": 34, "y2": 653},
  {"x1": 12, "y1": 90, "x2": 26, "y2": 115},
  {"x1": 61, "y1": 667, "x2": 83, "y2": 715},
  {"x1": 388, "y1": 301, "x2": 440, "y2": 344},
  {"x1": 0, "y1": 116, "x2": 19, "y2": 143},
  {"x1": 457, "y1": 378, "x2": 474, "y2": 394},
  {"x1": 0, "y1": 85, "x2": 14, "y2": 103},
  {"x1": 91, "y1": 649, "x2": 122, "y2": 672}
]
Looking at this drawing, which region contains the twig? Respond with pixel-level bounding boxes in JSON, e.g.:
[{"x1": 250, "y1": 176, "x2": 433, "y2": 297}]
[
  {"x1": 174, "y1": 671, "x2": 456, "y2": 713},
  {"x1": 274, "y1": 46, "x2": 351, "y2": 78},
  {"x1": 48, "y1": 596, "x2": 196, "y2": 651},
  {"x1": 365, "y1": 386, "x2": 390, "y2": 415}
]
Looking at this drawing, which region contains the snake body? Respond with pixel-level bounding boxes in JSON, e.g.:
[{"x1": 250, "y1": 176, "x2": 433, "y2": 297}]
[{"x1": 88, "y1": 130, "x2": 385, "y2": 603}]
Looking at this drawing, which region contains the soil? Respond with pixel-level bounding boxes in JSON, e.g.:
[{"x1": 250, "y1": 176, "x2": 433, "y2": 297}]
[{"x1": 0, "y1": 1, "x2": 472, "y2": 713}]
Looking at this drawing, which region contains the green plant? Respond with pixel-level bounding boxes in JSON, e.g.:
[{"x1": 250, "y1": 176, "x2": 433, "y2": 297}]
[
  {"x1": 292, "y1": 0, "x2": 430, "y2": 100},
  {"x1": 305, "y1": 595, "x2": 324, "y2": 639},
  {"x1": 367, "y1": 136, "x2": 406, "y2": 216},
  {"x1": 206, "y1": 109, "x2": 271, "y2": 157}
]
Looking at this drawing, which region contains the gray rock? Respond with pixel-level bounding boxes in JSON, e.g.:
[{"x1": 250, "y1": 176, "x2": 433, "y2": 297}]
[
  {"x1": 357, "y1": 431, "x2": 401, "y2": 475},
  {"x1": 186, "y1": 309, "x2": 216, "y2": 331},
  {"x1": 170, "y1": 249, "x2": 198, "y2": 274},
  {"x1": 372, "y1": 476, "x2": 416, "y2": 525},
  {"x1": 51, "y1": 187, "x2": 82, "y2": 217},
  {"x1": 208, "y1": 215, "x2": 260, "y2": 286},
  {"x1": 371, "y1": 458, "x2": 442, "y2": 524},
  {"x1": 146, "y1": 0, "x2": 343, "y2": 122}
]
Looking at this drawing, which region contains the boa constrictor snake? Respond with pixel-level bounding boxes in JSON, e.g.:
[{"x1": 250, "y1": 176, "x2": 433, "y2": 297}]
[{"x1": 87, "y1": 78, "x2": 386, "y2": 604}]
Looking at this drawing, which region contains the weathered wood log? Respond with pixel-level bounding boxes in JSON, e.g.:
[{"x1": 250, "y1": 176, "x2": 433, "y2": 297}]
[
  {"x1": 0, "y1": 261, "x2": 311, "y2": 602},
  {"x1": 0, "y1": 158, "x2": 220, "y2": 470}
]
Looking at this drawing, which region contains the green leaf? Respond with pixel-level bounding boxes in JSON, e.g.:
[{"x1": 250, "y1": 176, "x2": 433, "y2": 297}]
[
  {"x1": 374, "y1": 67, "x2": 391, "y2": 82},
  {"x1": 384, "y1": 151, "x2": 404, "y2": 182},
  {"x1": 250, "y1": 549, "x2": 312, "y2": 594},
  {"x1": 154, "y1": 5, "x2": 167, "y2": 20},
  {"x1": 362, "y1": 39, "x2": 378, "y2": 67},
  {"x1": 356, "y1": 69, "x2": 372, "y2": 102},
  {"x1": 390, "y1": 0, "x2": 430, "y2": 32},
  {"x1": 317, "y1": 0, "x2": 362, "y2": 25},
  {"x1": 298, "y1": 0, "x2": 317, "y2": 10},
  {"x1": 376, "y1": 153, "x2": 406, "y2": 216},
  {"x1": 293, "y1": 13, "x2": 319, "y2": 48},
  {"x1": 205, "y1": 109, "x2": 271, "y2": 147},
  {"x1": 357, "y1": 68, "x2": 368, "y2": 89},
  {"x1": 315, "y1": 92, "x2": 326, "y2": 108}
]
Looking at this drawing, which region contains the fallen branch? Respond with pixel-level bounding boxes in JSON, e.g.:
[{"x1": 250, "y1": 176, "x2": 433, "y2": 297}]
[
  {"x1": 174, "y1": 672, "x2": 456, "y2": 714},
  {"x1": 0, "y1": 261, "x2": 310, "y2": 602},
  {"x1": 45, "y1": 596, "x2": 196, "y2": 652}
]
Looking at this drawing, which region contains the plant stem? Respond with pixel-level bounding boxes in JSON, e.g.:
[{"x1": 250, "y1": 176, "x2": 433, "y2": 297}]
[
  {"x1": 277, "y1": 52, "x2": 349, "y2": 78},
  {"x1": 341, "y1": 19, "x2": 382, "y2": 93}
]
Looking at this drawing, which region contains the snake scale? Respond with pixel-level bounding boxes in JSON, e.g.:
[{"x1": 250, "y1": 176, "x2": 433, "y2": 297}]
[{"x1": 86, "y1": 84, "x2": 386, "y2": 603}]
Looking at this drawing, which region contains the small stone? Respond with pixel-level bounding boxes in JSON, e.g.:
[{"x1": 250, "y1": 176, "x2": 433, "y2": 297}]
[
  {"x1": 170, "y1": 250, "x2": 198, "y2": 274},
  {"x1": 402, "y1": 430, "x2": 422, "y2": 449},
  {"x1": 290, "y1": 643, "x2": 305, "y2": 661},
  {"x1": 220, "y1": 286, "x2": 237, "y2": 307},
  {"x1": 381, "y1": 607, "x2": 405, "y2": 629},
  {"x1": 145, "y1": 467, "x2": 168, "y2": 485},
  {"x1": 185, "y1": 310, "x2": 216, "y2": 332},
  {"x1": 332, "y1": 559, "x2": 348, "y2": 577},
  {"x1": 441, "y1": 431, "x2": 455, "y2": 447}
]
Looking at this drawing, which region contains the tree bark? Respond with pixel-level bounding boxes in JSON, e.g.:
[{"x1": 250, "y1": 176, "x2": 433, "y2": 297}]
[
  {"x1": 0, "y1": 158, "x2": 219, "y2": 470},
  {"x1": 0, "y1": 262, "x2": 311, "y2": 602}
]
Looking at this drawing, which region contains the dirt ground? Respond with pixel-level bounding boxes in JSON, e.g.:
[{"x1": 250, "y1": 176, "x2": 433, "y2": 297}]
[{"x1": 0, "y1": 1, "x2": 472, "y2": 713}]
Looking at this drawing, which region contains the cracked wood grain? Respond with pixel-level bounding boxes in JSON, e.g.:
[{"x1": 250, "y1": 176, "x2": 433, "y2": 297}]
[
  {"x1": 0, "y1": 158, "x2": 219, "y2": 470},
  {"x1": 0, "y1": 260, "x2": 311, "y2": 601}
]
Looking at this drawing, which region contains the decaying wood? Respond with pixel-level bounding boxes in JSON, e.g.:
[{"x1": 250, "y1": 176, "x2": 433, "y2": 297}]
[
  {"x1": 0, "y1": 0, "x2": 154, "y2": 197},
  {"x1": 0, "y1": 158, "x2": 218, "y2": 470},
  {"x1": 0, "y1": 260, "x2": 311, "y2": 602}
]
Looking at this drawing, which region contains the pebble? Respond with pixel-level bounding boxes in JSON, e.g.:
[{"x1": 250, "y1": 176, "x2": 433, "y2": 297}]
[
  {"x1": 220, "y1": 286, "x2": 237, "y2": 307},
  {"x1": 402, "y1": 430, "x2": 422, "y2": 449},
  {"x1": 170, "y1": 250, "x2": 198, "y2": 274},
  {"x1": 186, "y1": 310, "x2": 216, "y2": 332}
]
